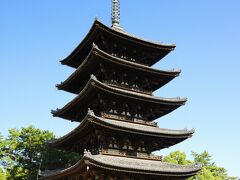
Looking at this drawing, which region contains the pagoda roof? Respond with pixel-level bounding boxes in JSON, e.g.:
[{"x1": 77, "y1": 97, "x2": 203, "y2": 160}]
[
  {"x1": 40, "y1": 152, "x2": 202, "y2": 179},
  {"x1": 57, "y1": 44, "x2": 180, "y2": 94},
  {"x1": 52, "y1": 75, "x2": 187, "y2": 121},
  {"x1": 49, "y1": 111, "x2": 194, "y2": 150},
  {"x1": 60, "y1": 19, "x2": 176, "y2": 68}
]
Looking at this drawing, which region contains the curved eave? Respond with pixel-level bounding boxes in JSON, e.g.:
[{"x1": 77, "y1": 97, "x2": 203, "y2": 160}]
[
  {"x1": 49, "y1": 112, "x2": 194, "y2": 149},
  {"x1": 87, "y1": 154, "x2": 202, "y2": 177},
  {"x1": 41, "y1": 154, "x2": 202, "y2": 179},
  {"x1": 52, "y1": 75, "x2": 187, "y2": 121},
  {"x1": 60, "y1": 19, "x2": 176, "y2": 68},
  {"x1": 57, "y1": 44, "x2": 181, "y2": 94}
]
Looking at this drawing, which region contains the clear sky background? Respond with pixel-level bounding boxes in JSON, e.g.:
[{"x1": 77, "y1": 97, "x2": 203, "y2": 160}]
[{"x1": 0, "y1": 0, "x2": 239, "y2": 177}]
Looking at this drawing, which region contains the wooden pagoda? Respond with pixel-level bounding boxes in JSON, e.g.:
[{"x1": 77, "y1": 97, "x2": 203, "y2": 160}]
[{"x1": 41, "y1": 1, "x2": 201, "y2": 179}]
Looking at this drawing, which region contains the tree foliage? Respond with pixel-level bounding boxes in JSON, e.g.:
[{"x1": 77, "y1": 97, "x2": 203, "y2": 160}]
[
  {"x1": 0, "y1": 168, "x2": 6, "y2": 180},
  {"x1": 164, "y1": 150, "x2": 239, "y2": 180},
  {"x1": 163, "y1": 150, "x2": 192, "y2": 165},
  {"x1": 0, "y1": 134, "x2": 7, "y2": 180},
  {"x1": 191, "y1": 151, "x2": 229, "y2": 180},
  {"x1": 0, "y1": 126, "x2": 81, "y2": 180}
]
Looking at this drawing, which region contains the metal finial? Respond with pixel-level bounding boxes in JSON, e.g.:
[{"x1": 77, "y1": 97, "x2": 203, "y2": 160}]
[{"x1": 111, "y1": 0, "x2": 123, "y2": 31}]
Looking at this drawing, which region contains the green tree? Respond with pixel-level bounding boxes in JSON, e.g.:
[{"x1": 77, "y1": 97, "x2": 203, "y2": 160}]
[
  {"x1": 0, "y1": 134, "x2": 7, "y2": 180},
  {"x1": 164, "y1": 150, "x2": 239, "y2": 180},
  {"x1": 191, "y1": 166, "x2": 215, "y2": 180},
  {"x1": 41, "y1": 147, "x2": 81, "y2": 170},
  {"x1": 191, "y1": 151, "x2": 227, "y2": 179},
  {"x1": 0, "y1": 126, "x2": 81, "y2": 180},
  {"x1": 4, "y1": 126, "x2": 55, "y2": 179},
  {"x1": 192, "y1": 151, "x2": 212, "y2": 166},
  {"x1": 163, "y1": 150, "x2": 192, "y2": 165},
  {"x1": 0, "y1": 168, "x2": 6, "y2": 180}
]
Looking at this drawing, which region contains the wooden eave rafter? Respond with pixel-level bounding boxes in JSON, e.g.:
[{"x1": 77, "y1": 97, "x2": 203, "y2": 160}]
[
  {"x1": 49, "y1": 111, "x2": 194, "y2": 149},
  {"x1": 60, "y1": 19, "x2": 176, "y2": 68},
  {"x1": 52, "y1": 75, "x2": 187, "y2": 121},
  {"x1": 57, "y1": 44, "x2": 181, "y2": 94}
]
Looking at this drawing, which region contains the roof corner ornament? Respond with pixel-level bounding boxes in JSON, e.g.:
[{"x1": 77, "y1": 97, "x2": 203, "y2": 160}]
[
  {"x1": 84, "y1": 149, "x2": 92, "y2": 156},
  {"x1": 90, "y1": 74, "x2": 97, "y2": 80},
  {"x1": 88, "y1": 108, "x2": 95, "y2": 116},
  {"x1": 92, "y1": 42, "x2": 98, "y2": 49},
  {"x1": 111, "y1": 0, "x2": 123, "y2": 31}
]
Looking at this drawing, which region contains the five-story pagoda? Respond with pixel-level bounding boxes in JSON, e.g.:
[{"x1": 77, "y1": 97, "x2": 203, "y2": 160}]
[{"x1": 41, "y1": 1, "x2": 202, "y2": 179}]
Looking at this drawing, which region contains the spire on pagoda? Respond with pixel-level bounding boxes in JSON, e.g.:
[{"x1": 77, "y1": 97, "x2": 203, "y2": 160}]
[{"x1": 111, "y1": 0, "x2": 123, "y2": 31}]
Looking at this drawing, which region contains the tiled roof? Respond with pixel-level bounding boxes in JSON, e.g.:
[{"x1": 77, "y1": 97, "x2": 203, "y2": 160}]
[
  {"x1": 60, "y1": 19, "x2": 175, "y2": 68},
  {"x1": 87, "y1": 153, "x2": 202, "y2": 174},
  {"x1": 96, "y1": 115, "x2": 194, "y2": 136},
  {"x1": 57, "y1": 44, "x2": 180, "y2": 94},
  {"x1": 40, "y1": 153, "x2": 202, "y2": 178},
  {"x1": 52, "y1": 75, "x2": 187, "y2": 119},
  {"x1": 49, "y1": 111, "x2": 193, "y2": 148}
]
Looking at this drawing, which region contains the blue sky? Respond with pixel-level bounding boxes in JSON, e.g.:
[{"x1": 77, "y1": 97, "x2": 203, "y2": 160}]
[{"x1": 0, "y1": 0, "x2": 239, "y2": 177}]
